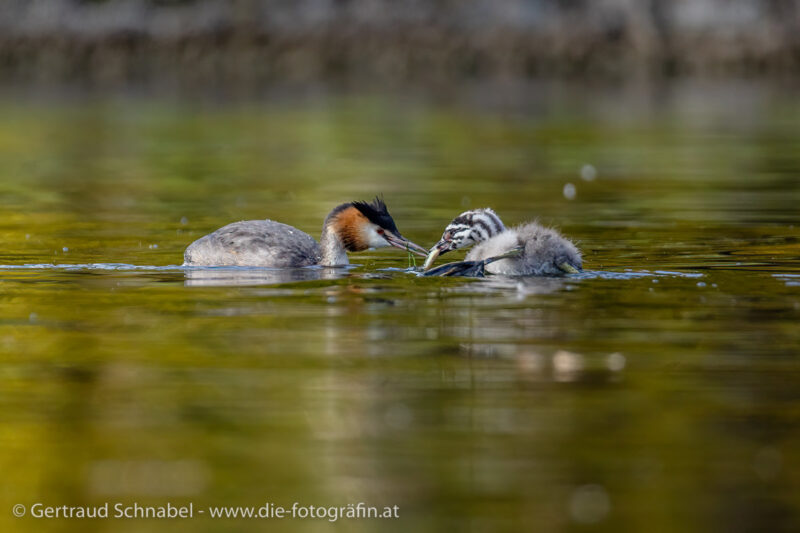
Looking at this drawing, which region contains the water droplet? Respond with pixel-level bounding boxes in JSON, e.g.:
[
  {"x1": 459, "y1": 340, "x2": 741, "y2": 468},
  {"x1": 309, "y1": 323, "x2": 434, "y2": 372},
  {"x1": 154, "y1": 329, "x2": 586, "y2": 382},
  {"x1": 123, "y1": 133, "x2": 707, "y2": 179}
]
[
  {"x1": 697, "y1": 282, "x2": 706, "y2": 287},
  {"x1": 563, "y1": 183, "x2": 576, "y2": 200},
  {"x1": 580, "y1": 164, "x2": 597, "y2": 181},
  {"x1": 29, "y1": 312, "x2": 38, "y2": 323},
  {"x1": 62, "y1": 247, "x2": 69, "y2": 252},
  {"x1": 180, "y1": 217, "x2": 188, "y2": 225},
  {"x1": 607, "y1": 353, "x2": 626, "y2": 372},
  {"x1": 553, "y1": 350, "x2": 583, "y2": 381}
]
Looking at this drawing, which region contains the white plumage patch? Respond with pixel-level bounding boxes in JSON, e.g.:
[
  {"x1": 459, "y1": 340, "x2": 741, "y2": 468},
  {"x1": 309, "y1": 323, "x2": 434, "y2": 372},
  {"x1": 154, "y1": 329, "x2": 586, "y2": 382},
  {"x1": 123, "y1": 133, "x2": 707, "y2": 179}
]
[{"x1": 362, "y1": 224, "x2": 390, "y2": 249}]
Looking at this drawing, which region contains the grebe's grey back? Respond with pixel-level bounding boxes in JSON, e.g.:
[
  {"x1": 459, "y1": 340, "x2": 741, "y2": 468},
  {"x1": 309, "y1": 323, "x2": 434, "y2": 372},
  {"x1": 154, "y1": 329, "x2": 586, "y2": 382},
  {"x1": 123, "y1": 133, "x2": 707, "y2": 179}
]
[
  {"x1": 184, "y1": 197, "x2": 427, "y2": 267},
  {"x1": 423, "y1": 208, "x2": 582, "y2": 276}
]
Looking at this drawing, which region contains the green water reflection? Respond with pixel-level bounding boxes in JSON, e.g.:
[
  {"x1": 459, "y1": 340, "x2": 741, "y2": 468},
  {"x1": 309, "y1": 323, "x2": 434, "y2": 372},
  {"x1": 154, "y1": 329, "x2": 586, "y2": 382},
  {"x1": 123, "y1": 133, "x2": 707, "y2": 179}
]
[{"x1": 0, "y1": 81, "x2": 799, "y2": 533}]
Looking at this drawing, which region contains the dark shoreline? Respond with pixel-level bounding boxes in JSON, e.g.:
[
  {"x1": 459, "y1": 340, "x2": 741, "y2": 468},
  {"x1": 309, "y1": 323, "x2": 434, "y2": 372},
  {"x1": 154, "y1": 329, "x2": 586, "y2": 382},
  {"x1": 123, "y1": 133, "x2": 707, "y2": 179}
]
[{"x1": 2, "y1": 0, "x2": 800, "y2": 84}]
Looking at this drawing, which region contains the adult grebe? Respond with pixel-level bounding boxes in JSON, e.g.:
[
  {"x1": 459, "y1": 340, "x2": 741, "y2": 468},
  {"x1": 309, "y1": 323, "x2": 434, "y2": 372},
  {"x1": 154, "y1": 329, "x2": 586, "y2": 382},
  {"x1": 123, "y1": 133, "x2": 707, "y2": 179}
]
[
  {"x1": 422, "y1": 208, "x2": 582, "y2": 275},
  {"x1": 184, "y1": 197, "x2": 427, "y2": 267}
]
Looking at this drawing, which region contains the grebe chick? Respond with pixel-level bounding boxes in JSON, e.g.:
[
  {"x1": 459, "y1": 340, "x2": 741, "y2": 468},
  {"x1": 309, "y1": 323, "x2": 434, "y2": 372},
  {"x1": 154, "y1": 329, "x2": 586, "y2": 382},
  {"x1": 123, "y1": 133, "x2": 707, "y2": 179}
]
[
  {"x1": 423, "y1": 208, "x2": 582, "y2": 275},
  {"x1": 184, "y1": 197, "x2": 427, "y2": 267}
]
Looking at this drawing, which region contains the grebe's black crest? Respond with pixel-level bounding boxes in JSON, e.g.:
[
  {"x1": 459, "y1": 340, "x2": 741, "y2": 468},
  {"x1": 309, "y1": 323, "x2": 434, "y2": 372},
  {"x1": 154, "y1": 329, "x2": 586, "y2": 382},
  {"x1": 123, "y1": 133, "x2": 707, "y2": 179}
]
[{"x1": 352, "y1": 196, "x2": 401, "y2": 235}]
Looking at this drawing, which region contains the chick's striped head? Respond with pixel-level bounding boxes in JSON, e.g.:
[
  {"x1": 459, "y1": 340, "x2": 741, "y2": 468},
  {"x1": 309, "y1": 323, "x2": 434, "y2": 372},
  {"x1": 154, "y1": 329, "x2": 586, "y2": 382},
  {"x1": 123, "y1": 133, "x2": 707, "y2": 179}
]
[{"x1": 433, "y1": 208, "x2": 506, "y2": 255}]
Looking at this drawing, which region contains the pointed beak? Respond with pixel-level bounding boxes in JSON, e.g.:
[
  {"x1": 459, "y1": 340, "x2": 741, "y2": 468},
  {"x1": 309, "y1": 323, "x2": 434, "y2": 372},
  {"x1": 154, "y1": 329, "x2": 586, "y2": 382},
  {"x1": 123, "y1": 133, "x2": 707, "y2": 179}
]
[
  {"x1": 423, "y1": 239, "x2": 449, "y2": 270},
  {"x1": 384, "y1": 232, "x2": 428, "y2": 257}
]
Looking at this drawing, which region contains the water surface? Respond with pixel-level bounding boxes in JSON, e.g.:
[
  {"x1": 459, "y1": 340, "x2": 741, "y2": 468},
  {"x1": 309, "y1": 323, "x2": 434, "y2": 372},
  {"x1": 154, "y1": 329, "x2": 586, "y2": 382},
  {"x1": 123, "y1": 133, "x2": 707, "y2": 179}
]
[{"x1": 0, "y1": 80, "x2": 799, "y2": 533}]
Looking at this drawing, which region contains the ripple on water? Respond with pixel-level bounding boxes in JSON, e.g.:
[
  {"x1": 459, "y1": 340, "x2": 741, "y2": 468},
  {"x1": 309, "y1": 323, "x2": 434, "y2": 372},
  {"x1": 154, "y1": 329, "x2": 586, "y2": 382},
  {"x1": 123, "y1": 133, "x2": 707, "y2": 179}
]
[
  {"x1": 0, "y1": 263, "x2": 186, "y2": 271},
  {"x1": 0, "y1": 264, "x2": 706, "y2": 285},
  {"x1": 772, "y1": 273, "x2": 800, "y2": 287}
]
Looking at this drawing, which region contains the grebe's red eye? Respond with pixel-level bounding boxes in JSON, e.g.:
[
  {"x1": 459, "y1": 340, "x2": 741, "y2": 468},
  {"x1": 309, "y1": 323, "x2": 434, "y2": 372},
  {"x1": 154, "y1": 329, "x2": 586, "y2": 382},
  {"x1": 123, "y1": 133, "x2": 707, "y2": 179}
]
[{"x1": 377, "y1": 228, "x2": 385, "y2": 235}]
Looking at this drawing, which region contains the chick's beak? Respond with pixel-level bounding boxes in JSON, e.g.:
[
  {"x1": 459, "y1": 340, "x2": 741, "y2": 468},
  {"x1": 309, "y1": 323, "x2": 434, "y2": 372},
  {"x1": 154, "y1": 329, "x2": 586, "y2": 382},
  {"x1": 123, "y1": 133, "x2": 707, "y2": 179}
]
[
  {"x1": 383, "y1": 231, "x2": 428, "y2": 257},
  {"x1": 423, "y1": 240, "x2": 450, "y2": 270}
]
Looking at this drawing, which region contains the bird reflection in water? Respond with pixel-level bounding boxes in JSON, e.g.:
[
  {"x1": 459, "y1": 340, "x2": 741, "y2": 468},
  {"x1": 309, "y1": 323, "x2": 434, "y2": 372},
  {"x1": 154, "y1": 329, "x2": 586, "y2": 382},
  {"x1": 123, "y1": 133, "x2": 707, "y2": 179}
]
[{"x1": 183, "y1": 266, "x2": 349, "y2": 287}]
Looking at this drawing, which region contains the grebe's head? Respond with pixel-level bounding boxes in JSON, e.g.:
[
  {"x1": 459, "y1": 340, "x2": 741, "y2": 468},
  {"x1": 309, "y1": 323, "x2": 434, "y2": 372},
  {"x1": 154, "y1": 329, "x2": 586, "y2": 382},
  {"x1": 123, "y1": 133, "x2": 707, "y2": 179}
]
[
  {"x1": 423, "y1": 208, "x2": 505, "y2": 270},
  {"x1": 327, "y1": 197, "x2": 427, "y2": 256}
]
